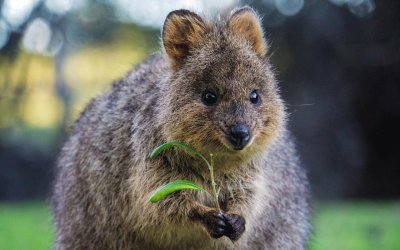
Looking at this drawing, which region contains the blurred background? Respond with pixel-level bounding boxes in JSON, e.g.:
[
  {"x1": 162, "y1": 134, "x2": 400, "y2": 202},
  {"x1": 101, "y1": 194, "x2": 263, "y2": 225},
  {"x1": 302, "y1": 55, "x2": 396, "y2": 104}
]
[{"x1": 0, "y1": 0, "x2": 399, "y2": 249}]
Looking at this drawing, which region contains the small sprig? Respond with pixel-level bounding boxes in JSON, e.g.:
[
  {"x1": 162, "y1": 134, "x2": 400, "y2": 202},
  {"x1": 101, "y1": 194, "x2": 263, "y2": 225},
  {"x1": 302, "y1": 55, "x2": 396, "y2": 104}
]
[{"x1": 149, "y1": 141, "x2": 221, "y2": 211}]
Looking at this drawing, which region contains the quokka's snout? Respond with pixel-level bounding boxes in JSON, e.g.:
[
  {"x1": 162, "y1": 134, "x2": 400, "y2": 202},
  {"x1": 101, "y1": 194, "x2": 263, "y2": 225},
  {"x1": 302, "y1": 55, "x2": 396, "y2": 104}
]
[{"x1": 227, "y1": 123, "x2": 251, "y2": 150}]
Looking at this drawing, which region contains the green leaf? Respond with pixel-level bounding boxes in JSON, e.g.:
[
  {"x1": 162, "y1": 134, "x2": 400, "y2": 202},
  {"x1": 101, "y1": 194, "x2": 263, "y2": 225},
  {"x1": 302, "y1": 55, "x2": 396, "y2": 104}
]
[
  {"x1": 149, "y1": 180, "x2": 209, "y2": 203},
  {"x1": 150, "y1": 141, "x2": 202, "y2": 159}
]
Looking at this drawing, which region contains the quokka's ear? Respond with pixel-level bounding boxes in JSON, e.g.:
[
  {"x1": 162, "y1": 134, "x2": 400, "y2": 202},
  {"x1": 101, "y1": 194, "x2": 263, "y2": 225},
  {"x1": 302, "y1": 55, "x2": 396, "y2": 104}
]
[
  {"x1": 162, "y1": 9, "x2": 208, "y2": 70},
  {"x1": 228, "y1": 6, "x2": 267, "y2": 58}
]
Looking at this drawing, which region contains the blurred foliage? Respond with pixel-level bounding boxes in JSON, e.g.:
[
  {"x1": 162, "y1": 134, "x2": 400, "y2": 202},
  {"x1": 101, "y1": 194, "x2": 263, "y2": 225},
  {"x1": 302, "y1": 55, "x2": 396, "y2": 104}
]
[
  {"x1": 0, "y1": 18, "x2": 158, "y2": 200},
  {"x1": 0, "y1": 52, "x2": 59, "y2": 128},
  {"x1": 0, "y1": 24, "x2": 158, "y2": 130},
  {"x1": 0, "y1": 202, "x2": 399, "y2": 249}
]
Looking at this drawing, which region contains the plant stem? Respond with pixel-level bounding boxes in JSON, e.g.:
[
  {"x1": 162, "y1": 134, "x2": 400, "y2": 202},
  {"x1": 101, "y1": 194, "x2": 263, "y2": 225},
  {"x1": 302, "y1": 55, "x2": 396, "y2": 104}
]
[{"x1": 209, "y1": 154, "x2": 221, "y2": 212}]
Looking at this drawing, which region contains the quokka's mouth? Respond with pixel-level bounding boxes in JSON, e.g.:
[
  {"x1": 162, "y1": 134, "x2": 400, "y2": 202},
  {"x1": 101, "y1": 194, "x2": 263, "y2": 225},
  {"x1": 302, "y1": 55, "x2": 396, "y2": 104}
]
[
  {"x1": 228, "y1": 135, "x2": 251, "y2": 150},
  {"x1": 224, "y1": 136, "x2": 254, "y2": 151},
  {"x1": 217, "y1": 135, "x2": 254, "y2": 152}
]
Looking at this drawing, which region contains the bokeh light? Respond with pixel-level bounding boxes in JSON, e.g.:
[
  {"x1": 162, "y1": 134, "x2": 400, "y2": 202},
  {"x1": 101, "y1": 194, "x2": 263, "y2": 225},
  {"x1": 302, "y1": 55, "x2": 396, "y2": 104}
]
[
  {"x1": 329, "y1": 0, "x2": 376, "y2": 17},
  {"x1": 348, "y1": 0, "x2": 376, "y2": 17},
  {"x1": 44, "y1": 0, "x2": 85, "y2": 15},
  {"x1": 275, "y1": 0, "x2": 304, "y2": 16},
  {"x1": 1, "y1": 0, "x2": 41, "y2": 29},
  {"x1": 22, "y1": 18, "x2": 52, "y2": 55}
]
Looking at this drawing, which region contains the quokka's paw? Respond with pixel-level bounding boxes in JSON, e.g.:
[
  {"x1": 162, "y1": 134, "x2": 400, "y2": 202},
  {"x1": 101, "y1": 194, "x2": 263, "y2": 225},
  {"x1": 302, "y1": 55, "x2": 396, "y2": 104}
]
[
  {"x1": 200, "y1": 211, "x2": 246, "y2": 241},
  {"x1": 223, "y1": 213, "x2": 246, "y2": 241},
  {"x1": 202, "y1": 211, "x2": 227, "y2": 239}
]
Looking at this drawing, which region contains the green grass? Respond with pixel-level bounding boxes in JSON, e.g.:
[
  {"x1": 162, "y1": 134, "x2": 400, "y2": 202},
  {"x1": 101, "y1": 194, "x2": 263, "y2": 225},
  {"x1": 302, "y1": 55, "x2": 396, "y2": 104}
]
[
  {"x1": 0, "y1": 202, "x2": 54, "y2": 250},
  {"x1": 310, "y1": 202, "x2": 400, "y2": 250},
  {"x1": 0, "y1": 201, "x2": 399, "y2": 250}
]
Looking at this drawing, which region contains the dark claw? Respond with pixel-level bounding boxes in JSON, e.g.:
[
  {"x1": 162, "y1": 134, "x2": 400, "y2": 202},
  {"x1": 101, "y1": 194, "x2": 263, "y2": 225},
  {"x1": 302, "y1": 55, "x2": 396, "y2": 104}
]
[
  {"x1": 215, "y1": 218, "x2": 226, "y2": 227},
  {"x1": 211, "y1": 211, "x2": 225, "y2": 220}
]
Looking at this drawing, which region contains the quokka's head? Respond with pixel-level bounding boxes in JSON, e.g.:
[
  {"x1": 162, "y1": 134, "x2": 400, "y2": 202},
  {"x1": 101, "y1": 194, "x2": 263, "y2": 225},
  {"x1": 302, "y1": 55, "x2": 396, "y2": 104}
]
[{"x1": 160, "y1": 6, "x2": 285, "y2": 159}]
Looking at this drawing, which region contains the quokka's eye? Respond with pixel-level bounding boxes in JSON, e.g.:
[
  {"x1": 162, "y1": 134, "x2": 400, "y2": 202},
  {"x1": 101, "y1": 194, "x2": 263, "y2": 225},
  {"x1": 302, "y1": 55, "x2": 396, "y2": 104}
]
[
  {"x1": 202, "y1": 90, "x2": 218, "y2": 106},
  {"x1": 250, "y1": 90, "x2": 260, "y2": 105}
]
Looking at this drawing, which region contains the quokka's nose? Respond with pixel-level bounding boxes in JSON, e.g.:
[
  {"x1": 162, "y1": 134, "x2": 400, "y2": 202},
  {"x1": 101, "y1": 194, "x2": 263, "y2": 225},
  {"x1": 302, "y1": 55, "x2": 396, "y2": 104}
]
[{"x1": 229, "y1": 124, "x2": 251, "y2": 150}]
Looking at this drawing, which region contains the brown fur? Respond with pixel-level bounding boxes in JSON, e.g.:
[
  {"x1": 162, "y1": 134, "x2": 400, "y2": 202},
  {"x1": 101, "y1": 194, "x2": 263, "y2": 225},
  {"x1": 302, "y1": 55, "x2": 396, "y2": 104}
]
[
  {"x1": 52, "y1": 6, "x2": 311, "y2": 250},
  {"x1": 228, "y1": 7, "x2": 268, "y2": 58},
  {"x1": 163, "y1": 10, "x2": 209, "y2": 70}
]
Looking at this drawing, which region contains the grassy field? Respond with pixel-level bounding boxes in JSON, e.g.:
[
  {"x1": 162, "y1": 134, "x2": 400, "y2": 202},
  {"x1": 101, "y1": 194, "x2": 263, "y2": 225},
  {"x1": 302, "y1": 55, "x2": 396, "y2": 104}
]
[
  {"x1": 0, "y1": 202, "x2": 399, "y2": 249},
  {"x1": 0, "y1": 202, "x2": 54, "y2": 250},
  {"x1": 310, "y1": 202, "x2": 400, "y2": 250}
]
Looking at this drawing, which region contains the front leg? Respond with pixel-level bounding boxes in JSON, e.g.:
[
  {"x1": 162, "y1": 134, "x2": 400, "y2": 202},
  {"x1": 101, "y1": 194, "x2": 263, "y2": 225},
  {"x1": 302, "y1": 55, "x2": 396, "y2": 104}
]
[{"x1": 159, "y1": 189, "x2": 247, "y2": 241}]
